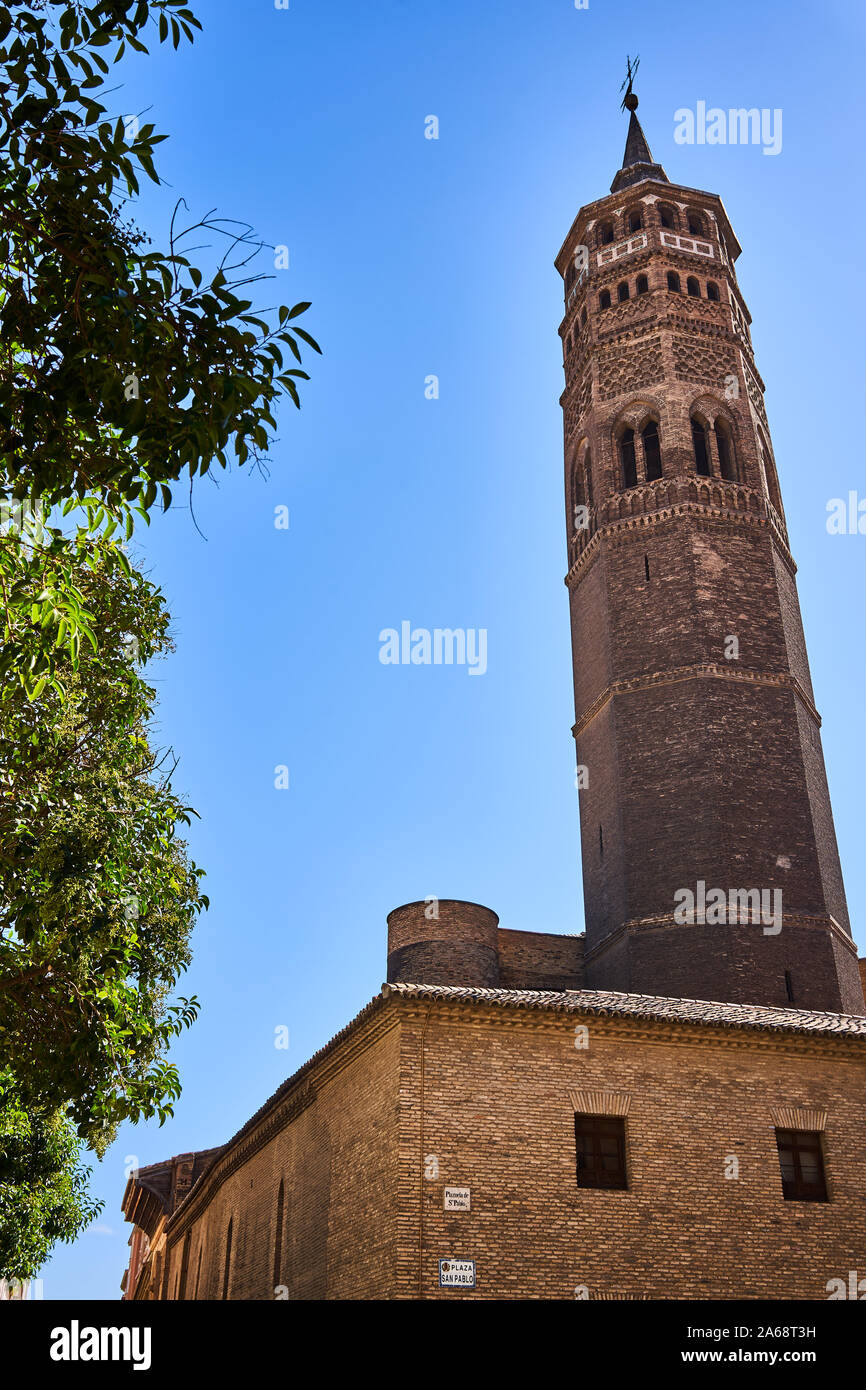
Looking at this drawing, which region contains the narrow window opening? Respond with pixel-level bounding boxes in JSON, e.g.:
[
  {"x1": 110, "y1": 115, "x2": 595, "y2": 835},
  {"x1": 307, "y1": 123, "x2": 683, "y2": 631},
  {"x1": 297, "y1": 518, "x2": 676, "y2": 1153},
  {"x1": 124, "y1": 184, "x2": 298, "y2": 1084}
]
[
  {"x1": 273, "y1": 1180, "x2": 284, "y2": 1290},
  {"x1": 599, "y1": 289, "x2": 611, "y2": 311},
  {"x1": 584, "y1": 449, "x2": 593, "y2": 510},
  {"x1": 617, "y1": 280, "x2": 630, "y2": 302},
  {"x1": 707, "y1": 280, "x2": 720, "y2": 301},
  {"x1": 620, "y1": 428, "x2": 637, "y2": 489},
  {"x1": 644, "y1": 554, "x2": 650, "y2": 582},
  {"x1": 666, "y1": 271, "x2": 681, "y2": 293},
  {"x1": 716, "y1": 426, "x2": 736, "y2": 482},
  {"x1": 598, "y1": 824, "x2": 604, "y2": 856},
  {"x1": 600, "y1": 222, "x2": 614, "y2": 246},
  {"x1": 642, "y1": 420, "x2": 662, "y2": 481},
  {"x1": 223, "y1": 1218, "x2": 233, "y2": 1301},
  {"x1": 784, "y1": 970, "x2": 795, "y2": 1003},
  {"x1": 659, "y1": 206, "x2": 674, "y2": 229},
  {"x1": 580, "y1": 306, "x2": 587, "y2": 327},
  {"x1": 687, "y1": 212, "x2": 705, "y2": 236},
  {"x1": 636, "y1": 274, "x2": 649, "y2": 295},
  {"x1": 687, "y1": 276, "x2": 701, "y2": 297},
  {"x1": 692, "y1": 419, "x2": 711, "y2": 476},
  {"x1": 628, "y1": 210, "x2": 643, "y2": 232}
]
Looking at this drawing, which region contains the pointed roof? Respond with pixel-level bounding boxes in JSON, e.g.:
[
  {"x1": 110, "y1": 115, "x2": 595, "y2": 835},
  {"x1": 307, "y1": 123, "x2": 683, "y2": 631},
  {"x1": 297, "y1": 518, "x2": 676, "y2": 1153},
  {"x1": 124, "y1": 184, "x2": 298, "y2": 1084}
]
[{"x1": 610, "y1": 95, "x2": 669, "y2": 194}]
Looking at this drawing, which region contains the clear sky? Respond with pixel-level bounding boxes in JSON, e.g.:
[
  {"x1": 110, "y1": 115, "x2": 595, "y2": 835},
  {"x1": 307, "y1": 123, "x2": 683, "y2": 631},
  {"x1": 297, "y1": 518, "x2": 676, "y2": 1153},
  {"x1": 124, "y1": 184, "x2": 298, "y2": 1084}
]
[{"x1": 41, "y1": 0, "x2": 866, "y2": 1298}]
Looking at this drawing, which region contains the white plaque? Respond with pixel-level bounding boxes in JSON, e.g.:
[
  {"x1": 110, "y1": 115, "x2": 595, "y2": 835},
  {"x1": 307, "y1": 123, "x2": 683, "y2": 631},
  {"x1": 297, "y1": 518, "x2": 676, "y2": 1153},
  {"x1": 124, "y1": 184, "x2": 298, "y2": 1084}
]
[
  {"x1": 439, "y1": 1259, "x2": 475, "y2": 1289},
  {"x1": 444, "y1": 1186, "x2": 471, "y2": 1211}
]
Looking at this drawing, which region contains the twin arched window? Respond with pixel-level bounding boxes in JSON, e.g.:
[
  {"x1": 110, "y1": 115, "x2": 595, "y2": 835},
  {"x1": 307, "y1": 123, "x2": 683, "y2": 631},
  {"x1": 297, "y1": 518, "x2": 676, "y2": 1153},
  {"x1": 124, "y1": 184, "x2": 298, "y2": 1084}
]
[
  {"x1": 620, "y1": 421, "x2": 663, "y2": 489},
  {"x1": 692, "y1": 415, "x2": 739, "y2": 481}
]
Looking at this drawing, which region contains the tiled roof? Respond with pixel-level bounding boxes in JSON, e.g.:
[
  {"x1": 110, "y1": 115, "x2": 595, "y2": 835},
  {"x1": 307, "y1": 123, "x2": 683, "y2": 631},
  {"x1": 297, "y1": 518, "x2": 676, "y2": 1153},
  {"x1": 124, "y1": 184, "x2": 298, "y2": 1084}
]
[
  {"x1": 167, "y1": 979, "x2": 866, "y2": 1226},
  {"x1": 382, "y1": 982, "x2": 866, "y2": 1038}
]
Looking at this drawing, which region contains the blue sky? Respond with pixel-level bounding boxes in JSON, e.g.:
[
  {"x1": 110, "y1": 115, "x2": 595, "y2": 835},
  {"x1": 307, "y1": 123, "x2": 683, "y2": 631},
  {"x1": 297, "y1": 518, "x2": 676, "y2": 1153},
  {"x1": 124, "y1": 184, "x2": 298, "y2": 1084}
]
[{"x1": 42, "y1": 0, "x2": 866, "y2": 1298}]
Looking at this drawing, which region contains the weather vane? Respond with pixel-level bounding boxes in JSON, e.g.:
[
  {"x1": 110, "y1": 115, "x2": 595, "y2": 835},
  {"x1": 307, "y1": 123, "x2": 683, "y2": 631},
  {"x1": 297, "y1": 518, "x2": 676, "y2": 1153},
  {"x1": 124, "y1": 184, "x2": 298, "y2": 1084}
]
[{"x1": 620, "y1": 54, "x2": 640, "y2": 111}]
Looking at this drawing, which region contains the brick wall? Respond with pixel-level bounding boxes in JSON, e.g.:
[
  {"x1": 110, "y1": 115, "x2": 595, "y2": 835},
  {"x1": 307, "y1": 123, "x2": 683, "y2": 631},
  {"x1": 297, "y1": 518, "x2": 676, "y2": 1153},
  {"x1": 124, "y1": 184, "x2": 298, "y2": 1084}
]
[
  {"x1": 161, "y1": 1007, "x2": 402, "y2": 1301},
  {"x1": 395, "y1": 996, "x2": 866, "y2": 1300},
  {"x1": 153, "y1": 992, "x2": 866, "y2": 1300}
]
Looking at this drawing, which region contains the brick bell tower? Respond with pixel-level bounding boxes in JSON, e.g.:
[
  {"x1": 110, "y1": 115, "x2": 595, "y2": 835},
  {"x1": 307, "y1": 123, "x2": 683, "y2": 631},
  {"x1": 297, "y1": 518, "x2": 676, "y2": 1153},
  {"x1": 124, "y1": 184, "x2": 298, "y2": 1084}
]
[{"x1": 557, "y1": 80, "x2": 864, "y2": 1014}]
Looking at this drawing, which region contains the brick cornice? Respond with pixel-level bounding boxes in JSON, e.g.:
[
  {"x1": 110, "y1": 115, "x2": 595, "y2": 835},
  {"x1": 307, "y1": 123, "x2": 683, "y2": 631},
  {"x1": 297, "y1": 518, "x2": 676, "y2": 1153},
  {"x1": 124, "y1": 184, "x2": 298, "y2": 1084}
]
[
  {"x1": 165, "y1": 1006, "x2": 401, "y2": 1243},
  {"x1": 565, "y1": 497, "x2": 795, "y2": 588},
  {"x1": 571, "y1": 661, "x2": 820, "y2": 738},
  {"x1": 584, "y1": 910, "x2": 859, "y2": 962},
  {"x1": 393, "y1": 998, "x2": 866, "y2": 1061}
]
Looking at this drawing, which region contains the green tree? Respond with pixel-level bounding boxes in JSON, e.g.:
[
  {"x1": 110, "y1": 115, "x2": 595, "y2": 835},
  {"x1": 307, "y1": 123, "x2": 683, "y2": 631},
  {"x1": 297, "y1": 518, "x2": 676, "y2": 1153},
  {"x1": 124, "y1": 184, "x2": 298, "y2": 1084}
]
[
  {"x1": 0, "y1": 1068, "x2": 103, "y2": 1283},
  {"x1": 0, "y1": 0, "x2": 319, "y2": 1277},
  {"x1": 0, "y1": 515, "x2": 206, "y2": 1151},
  {"x1": 0, "y1": 0, "x2": 320, "y2": 692}
]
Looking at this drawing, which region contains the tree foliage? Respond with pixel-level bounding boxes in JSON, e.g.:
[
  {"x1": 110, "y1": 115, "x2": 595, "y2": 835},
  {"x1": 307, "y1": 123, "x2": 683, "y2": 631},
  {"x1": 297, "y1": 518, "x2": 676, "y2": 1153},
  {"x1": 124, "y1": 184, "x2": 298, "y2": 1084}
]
[
  {"x1": 0, "y1": 1068, "x2": 103, "y2": 1282},
  {"x1": 0, "y1": 0, "x2": 319, "y2": 517},
  {"x1": 0, "y1": 517, "x2": 206, "y2": 1153},
  {"x1": 0, "y1": 1, "x2": 317, "y2": 1274}
]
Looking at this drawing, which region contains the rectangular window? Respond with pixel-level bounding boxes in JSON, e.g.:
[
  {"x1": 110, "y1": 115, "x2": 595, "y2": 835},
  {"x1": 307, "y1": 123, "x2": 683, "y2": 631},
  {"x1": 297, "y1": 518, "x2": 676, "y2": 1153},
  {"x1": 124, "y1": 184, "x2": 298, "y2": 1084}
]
[
  {"x1": 575, "y1": 1114, "x2": 628, "y2": 1190},
  {"x1": 775, "y1": 1129, "x2": 828, "y2": 1202}
]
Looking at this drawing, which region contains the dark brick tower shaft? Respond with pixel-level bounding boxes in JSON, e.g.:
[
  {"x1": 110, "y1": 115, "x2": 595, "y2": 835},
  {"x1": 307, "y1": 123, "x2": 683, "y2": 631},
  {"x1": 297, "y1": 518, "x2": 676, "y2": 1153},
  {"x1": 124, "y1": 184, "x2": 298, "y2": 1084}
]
[{"x1": 557, "y1": 97, "x2": 862, "y2": 1012}]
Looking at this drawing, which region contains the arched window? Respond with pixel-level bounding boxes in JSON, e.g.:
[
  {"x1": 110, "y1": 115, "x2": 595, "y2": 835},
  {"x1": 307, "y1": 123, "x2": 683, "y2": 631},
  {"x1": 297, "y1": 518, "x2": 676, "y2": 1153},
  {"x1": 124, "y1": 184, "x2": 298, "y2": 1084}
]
[
  {"x1": 642, "y1": 421, "x2": 662, "y2": 481},
  {"x1": 580, "y1": 306, "x2": 587, "y2": 327},
  {"x1": 636, "y1": 274, "x2": 649, "y2": 295},
  {"x1": 222, "y1": 1218, "x2": 233, "y2": 1301},
  {"x1": 658, "y1": 205, "x2": 675, "y2": 229},
  {"x1": 617, "y1": 280, "x2": 630, "y2": 302},
  {"x1": 667, "y1": 271, "x2": 681, "y2": 292},
  {"x1": 620, "y1": 429, "x2": 637, "y2": 489},
  {"x1": 687, "y1": 211, "x2": 705, "y2": 236},
  {"x1": 599, "y1": 289, "x2": 611, "y2": 310},
  {"x1": 707, "y1": 280, "x2": 720, "y2": 301},
  {"x1": 692, "y1": 419, "x2": 711, "y2": 476},
  {"x1": 628, "y1": 209, "x2": 643, "y2": 232},
  {"x1": 715, "y1": 422, "x2": 737, "y2": 482},
  {"x1": 687, "y1": 276, "x2": 700, "y2": 297},
  {"x1": 599, "y1": 221, "x2": 614, "y2": 246},
  {"x1": 584, "y1": 449, "x2": 594, "y2": 509}
]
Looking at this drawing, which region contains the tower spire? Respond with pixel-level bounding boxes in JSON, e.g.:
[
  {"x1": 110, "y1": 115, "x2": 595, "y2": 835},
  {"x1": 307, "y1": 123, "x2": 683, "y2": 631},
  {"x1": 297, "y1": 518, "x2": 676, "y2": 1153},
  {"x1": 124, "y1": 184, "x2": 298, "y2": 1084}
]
[{"x1": 610, "y1": 58, "x2": 669, "y2": 193}]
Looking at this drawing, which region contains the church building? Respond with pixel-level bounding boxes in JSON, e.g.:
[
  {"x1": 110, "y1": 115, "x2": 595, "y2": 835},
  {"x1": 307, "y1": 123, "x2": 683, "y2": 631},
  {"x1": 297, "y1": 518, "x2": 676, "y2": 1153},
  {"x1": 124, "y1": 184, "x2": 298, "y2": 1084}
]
[{"x1": 121, "y1": 85, "x2": 866, "y2": 1302}]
